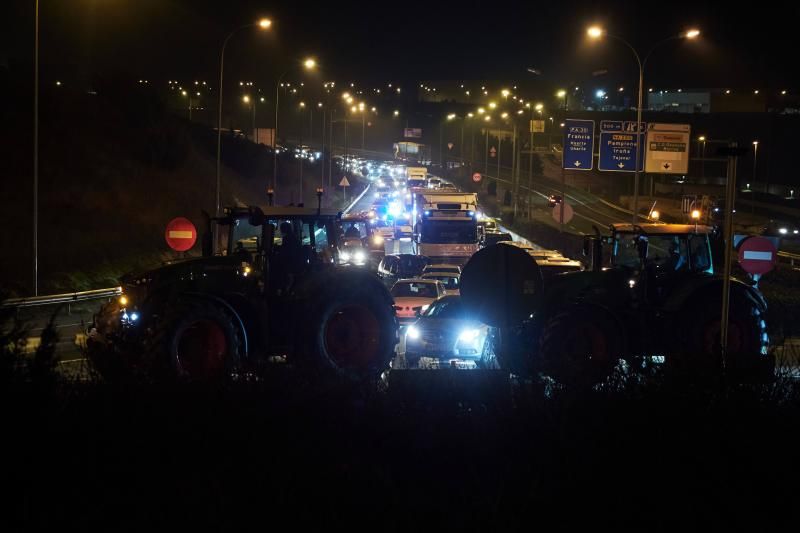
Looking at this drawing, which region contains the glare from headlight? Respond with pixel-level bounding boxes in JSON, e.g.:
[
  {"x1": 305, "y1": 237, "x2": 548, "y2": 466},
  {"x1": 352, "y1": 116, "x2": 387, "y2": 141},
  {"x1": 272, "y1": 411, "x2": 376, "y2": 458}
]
[
  {"x1": 354, "y1": 250, "x2": 367, "y2": 263},
  {"x1": 779, "y1": 227, "x2": 788, "y2": 235},
  {"x1": 130, "y1": 312, "x2": 139, "y2": 322},
  {"x1": 340, "y1": 251, "x2": 351, "y2": 262},
  {"x1": 407, "y1": 325, "x2": 420, "y2": 340},
  {"x1": 458, "y1": 329, "x2": 481, "y2": 342},
  {"x1": 373, "y1": 234, "x2": 384, "y2": 245},
  {"x1": 119, "y1": 295, "x2": 128, "y2": 306}
]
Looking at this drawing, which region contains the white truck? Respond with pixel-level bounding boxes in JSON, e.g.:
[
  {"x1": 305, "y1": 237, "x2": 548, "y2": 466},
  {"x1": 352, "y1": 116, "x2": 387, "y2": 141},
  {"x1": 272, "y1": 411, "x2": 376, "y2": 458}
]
[
  {"x1": 406, "y1": 166, "x2": 428, "y2": 189},
  {"x1": 414, "y1": 191, "x2": 480, "y2": 265}
]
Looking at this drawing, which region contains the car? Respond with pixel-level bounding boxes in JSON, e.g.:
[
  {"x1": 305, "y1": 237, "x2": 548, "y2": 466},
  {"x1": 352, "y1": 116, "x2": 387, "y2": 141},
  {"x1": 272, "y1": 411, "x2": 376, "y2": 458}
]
[
  {"x1": 548, "y1": 194, "x2": 563, "y2": 207},
  {"x1": 390, "y1": 279, "x2": 446, "y2": 325},
  {"x1": 403, "y1": 295, "x2": 493, "y2": 369},
  {"x1": 478, "y1": 217, "x2": 499, "y2": 233},
  {"x1": 482, "y1": 231, "x2": 513, "y2": 247},
  {"x1": 377, "y1": 254, "x2": 431, "y2": 285},
  {"x1": 427, "y1": 177, "x2": 442, "y2": 189},
  {"x1": 394, "y1": 222, "x2": 413, "y2": 239},
  {"x1": 439, "y1": 183, "x2": 458, "y2": 192},
  {"x1": 420, "y1": 272, "x2": 460, "y2": 295},
  {"x1": 371, "y1": 219, "x2": 396, "y2": 241},
  {"x1": 422, "y1": 264, "x2": 462, "y2": 276}
]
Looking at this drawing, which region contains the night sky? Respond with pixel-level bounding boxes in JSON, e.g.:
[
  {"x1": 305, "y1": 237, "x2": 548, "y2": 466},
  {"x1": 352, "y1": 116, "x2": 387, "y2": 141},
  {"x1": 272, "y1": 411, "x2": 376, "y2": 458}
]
[{"x1": 2, "y1": 1, "x2": 798, "y2": 90}]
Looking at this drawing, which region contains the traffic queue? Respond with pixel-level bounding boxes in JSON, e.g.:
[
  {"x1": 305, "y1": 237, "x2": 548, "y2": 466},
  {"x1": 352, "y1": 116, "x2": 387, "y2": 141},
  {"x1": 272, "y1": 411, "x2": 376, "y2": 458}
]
[{"x1": 342, "y1": 157, "x2": 584, "y2": 370}]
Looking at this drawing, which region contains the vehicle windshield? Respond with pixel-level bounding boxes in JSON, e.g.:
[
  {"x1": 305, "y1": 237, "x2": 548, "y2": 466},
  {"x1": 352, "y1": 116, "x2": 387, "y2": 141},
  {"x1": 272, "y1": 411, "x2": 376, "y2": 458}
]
[
  {"x1": 398, "y1": 256, "x2": 428, "y2": 273},
  {"x1": 343, "y1": 221, "x2": 367, "y2": 239},
  {"x1": 391, "y1": 282, "x2": 438, "y2": 298},
  {"x1": 229, "y1": 218, "x2": 262, "y2": 254},
  {"x1": 423, "y1": 297, "x2": 466, "y2": 318},
  {"x1": 419, "y1": 220, "x2": 477, "y2": 244},
  {"x1": 613, "y1": 232, "x2": 712, "y2": 273},
  {"x1": 424, "y1": 275, "x2": 459, "y2": 289}
]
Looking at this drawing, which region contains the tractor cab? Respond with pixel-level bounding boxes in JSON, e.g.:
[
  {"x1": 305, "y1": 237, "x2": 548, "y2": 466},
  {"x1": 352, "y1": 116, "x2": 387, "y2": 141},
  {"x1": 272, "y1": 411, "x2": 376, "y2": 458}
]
[
  {"x1": 342, "y1": 213, "x2": 387, "y2": 253},
  {"x1": 610, "y1": 224, "x2": 715, "y2": 275},
  {"x1": 205, "y1": 206, "x2": 344, "y2": 289},
  {"x1": 585, "y1": 223, "x2": 716, "y2": 276}
]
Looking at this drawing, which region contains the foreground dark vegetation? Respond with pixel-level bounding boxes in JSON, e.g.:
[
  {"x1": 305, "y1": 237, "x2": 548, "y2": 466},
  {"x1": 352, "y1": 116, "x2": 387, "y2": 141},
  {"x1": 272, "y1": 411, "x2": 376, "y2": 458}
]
[{"x1": 3, "y1": 306, "x2": 800, "y2": 529}]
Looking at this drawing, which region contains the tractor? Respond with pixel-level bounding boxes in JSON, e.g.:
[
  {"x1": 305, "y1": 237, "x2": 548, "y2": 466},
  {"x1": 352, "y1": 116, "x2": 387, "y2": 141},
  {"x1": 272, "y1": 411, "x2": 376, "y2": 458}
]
[
  {"x1": 88, "y1": 205, "x2": 398, "y2": 381},
  {"x1": 460, "y1": 223, "x2": 773, "y2": 385}
]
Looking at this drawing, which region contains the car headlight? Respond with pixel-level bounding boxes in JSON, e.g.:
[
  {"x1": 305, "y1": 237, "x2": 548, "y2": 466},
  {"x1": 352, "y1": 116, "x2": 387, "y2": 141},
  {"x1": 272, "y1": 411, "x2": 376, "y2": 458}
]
[
  {"x1": 407, "y1": 325, "x2": 420, "y2": 340},
  {"x1": 458, "y1": 329, "x2": 481, "y2": 343}
]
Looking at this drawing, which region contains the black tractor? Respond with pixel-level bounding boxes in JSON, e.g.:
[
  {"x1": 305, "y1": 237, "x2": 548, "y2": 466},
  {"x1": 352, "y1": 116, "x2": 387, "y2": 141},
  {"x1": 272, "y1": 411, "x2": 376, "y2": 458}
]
[
  {"x1": 461, "y1": 223, "x2": 773, "y2": 385},
  {"x1": 89, "y1": 205, "x2": 398, "y2": 381}
]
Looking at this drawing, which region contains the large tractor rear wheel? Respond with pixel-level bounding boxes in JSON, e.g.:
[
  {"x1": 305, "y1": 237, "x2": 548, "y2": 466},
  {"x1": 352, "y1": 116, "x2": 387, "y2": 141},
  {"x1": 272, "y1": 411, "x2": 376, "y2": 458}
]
[
  {"x1": 150, "y1": 299, "x2": 243, "y2": 382},
  {"x1": 538, "y1": 307, "x2": 623, "y2": 387},
  {"x1": 300, "y1": 277, "x2": 396, "y2": 380},
  {"x1": 680, "y1": 295, "x2": 773, "y2": 382}
]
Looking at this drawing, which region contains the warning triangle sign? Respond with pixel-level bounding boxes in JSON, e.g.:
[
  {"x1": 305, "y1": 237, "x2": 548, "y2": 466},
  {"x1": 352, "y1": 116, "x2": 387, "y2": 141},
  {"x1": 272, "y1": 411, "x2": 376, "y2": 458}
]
[{"x1": 339, "y1": 177, "x2": 350, "y2": 187}]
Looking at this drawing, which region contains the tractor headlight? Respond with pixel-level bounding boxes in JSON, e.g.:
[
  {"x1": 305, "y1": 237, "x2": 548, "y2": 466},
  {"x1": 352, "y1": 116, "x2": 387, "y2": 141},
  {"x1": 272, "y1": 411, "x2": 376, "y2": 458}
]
[
  {"x1": 340, "y1": 251, "x2": 351, "y2": 262},
  {"x1": 353, "y1": 250, "x2": 367, "y2": 264},
  {"x1": 119, "y1": 295, "x2": 129, "y2": 307}
]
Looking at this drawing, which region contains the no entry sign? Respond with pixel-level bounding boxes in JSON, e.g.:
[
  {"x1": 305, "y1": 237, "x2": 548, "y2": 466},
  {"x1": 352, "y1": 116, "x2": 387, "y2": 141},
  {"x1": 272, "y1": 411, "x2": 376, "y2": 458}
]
[
  {"x1": 552, "y1": 202, "x2": 574, "y2": 225},
  {"x1": 165, "y1": 217, "x2": 197, "y2": 252},
  {"x1": 738, "y1": 236, "x2": 777, "y2": 275},
  {"x1": 472, "y1": 172, "x2": 482, "y2": 183}
]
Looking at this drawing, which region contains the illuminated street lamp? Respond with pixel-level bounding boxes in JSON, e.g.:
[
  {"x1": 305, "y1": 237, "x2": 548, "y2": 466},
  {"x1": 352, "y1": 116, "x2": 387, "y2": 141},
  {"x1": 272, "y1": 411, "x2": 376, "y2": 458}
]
[
  {"x1": 216, "y1": 18, "x2": 272, "y2": 217},
  {"x1": 556, "y1": 89, "x2": 567, "y2": 110},
  {"x1": 588, "y1": 24, "x2": 700, "y2": 224}
]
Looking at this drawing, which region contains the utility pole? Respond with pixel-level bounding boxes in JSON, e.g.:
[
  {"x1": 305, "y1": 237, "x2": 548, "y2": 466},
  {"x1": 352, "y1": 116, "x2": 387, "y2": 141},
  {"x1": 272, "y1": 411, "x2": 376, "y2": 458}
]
[
  {"x1": 512, "y1": 124, "x2": 518, "y2": 217},
  {"x1": 497, "y1": 135, "x2": 502, "y2": 180},
  {"x1": 720, "y1": 142, "x2": 743, "y2": 365},
  {"x1": 484, "y1": 127, "x2": 489, "y2": 174},
  {"x1": 33, "y1": 0, "x2": 39, "y2": 295}
]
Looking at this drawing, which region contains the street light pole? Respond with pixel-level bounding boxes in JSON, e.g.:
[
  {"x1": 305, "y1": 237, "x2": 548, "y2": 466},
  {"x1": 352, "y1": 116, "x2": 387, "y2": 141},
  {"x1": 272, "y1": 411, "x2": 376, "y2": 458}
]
[
  {"x1": 587, "y1": 26, "x2": 700, "y2": 225},
  {"x1": 753, "y1": 140, "x2": 760, "y2": 192},
  {"x1": 217, "y1": 19, "x2": 272, "y2": 217},
  {"x1": 33, "y1": 0, "x2": 39, "y2": 295},
  {"x1": 273, "y1": 57, "x2": 316, "y2": 193}
]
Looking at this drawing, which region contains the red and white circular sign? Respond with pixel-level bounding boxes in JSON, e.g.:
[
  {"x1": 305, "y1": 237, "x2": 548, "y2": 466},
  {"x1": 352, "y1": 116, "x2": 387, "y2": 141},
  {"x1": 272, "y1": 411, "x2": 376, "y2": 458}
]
[
  {"x1": 552, "y1": 202, "x2": 574, "y2": 224},
  {"x1": 738, "y1": 236, "x2": 777, "y2": 275},
  {"x1": 165, "y1": 217, "x2": 197, "y2": 252},
  {"x1": 472, "y1": 172, "x2": 482, "y2": 183}
]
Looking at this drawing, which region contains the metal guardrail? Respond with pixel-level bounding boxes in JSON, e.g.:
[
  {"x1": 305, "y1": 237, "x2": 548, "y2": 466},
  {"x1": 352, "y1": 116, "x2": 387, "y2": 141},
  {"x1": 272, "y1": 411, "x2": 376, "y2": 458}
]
[
  {"x1": 778, "y1": 250, "x2": 800, "y2": 269},
  {"x1": 2, "y1": 287, "x2": 122, "y2": 309}
]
